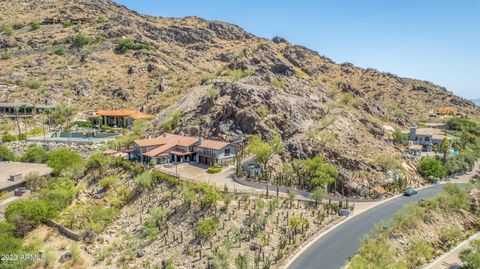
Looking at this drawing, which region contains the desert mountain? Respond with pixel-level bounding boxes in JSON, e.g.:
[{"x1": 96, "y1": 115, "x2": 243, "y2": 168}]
[{"x1": 1, "y1": 0, "x2": 478, "y2": 193}]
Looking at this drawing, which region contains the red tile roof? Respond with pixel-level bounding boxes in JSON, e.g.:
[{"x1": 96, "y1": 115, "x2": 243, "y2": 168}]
[
  {"x1": 197, "y1": 139, "x2": 230, "y2": 150},
  {"x1": 96, "y1": 110, "x2": 154, "y2": 119},
  {"x1": 135, "y1": 133, "x2": 231, "y2": 157}
]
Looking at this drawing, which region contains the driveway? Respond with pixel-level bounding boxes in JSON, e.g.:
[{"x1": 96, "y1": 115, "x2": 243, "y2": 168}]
[
  {"x1": 285, "y1": 162, "x2": 480, "y2": 269},
  {"x1": 155, "y1": 163, "x2": 254, "y2": 192}
]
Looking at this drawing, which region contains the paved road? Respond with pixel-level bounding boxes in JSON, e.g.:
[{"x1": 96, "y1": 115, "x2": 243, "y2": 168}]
[{"x1": 286, "y1": 183, "x2": 452, "y2": 269}]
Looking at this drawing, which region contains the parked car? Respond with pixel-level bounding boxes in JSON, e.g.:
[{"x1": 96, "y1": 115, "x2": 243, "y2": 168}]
[{"x1": 404, "y1": 188, "x2": 418, "y2": 196}]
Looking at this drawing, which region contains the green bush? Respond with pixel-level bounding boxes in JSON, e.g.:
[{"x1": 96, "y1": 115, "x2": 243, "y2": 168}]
[
  {"x1": 22, "y1": 80, "x2": 42, "y2": 89},
  {"x1": 39, "y1": 178, "x2": 77, "y2": 211},
  {"x1": 12, "y1": 22, "x2": 25, "y2": 30},
  {"x1": 2, "y1": 133, "x2": 18, "y2": 142},
  {"x1": 151, "y1": 170, "x2": 180, "y2": 186},
  {"x1": 1, "y1": 50, "x2": 12, "y2": 60},
  {"x1": 271, "y1": 77, "x2": 285, "y2": 89},
  {"x1": 30, "y1": 21, "x2": 40, "y2": 30},
  {"x1": 47, "y1": 148, "x2": 84, "y2": 176},
  {"x1": 54, "y1": 47, "x2": 65, "y2": 55},
  {"x1": 71, "y1": 34, "x2": 105, "y2": 47},
  {"x1": 460, "y1": 239, "x2": 480, "y2": 269},
  {"x1": 207, "y1": 167, "x2": 222, "y2": 174},
  {"x1": 99, "y1": 176, "x2": 119, "y2": 189},
  {"x1": 115, "y1": 38, "x2": 153, "y2": 53},
  {"x1": 1, "y1": 23, "x2": 13, "y2": 36},
  {"x1": 226, "y1": 68, "x2": 254, "y2": 81},
  {"x1": 161, "y1": 110, "x2": 181, "y2": 132},
  {"x1": 0, "y1": 145, "x2": 15, "y2": 161},
  {"x1": 0, "y1": 221, "x2": 23, "y2": 253},
  {"x1": 195, "y1": 217, "x2": 220, "y2": 239},
  {"x1": 62, "y1": 19, "x2": 72, "y2": 27},
  {"x1": 5, "y1": 199, "x2": 53, "y2": 235},
  {"x1": 21, "y1": 145, "x2": 48, "y2": 163},
  {"x1": 135, "y1": 171, "x2": 153, "y2": 189},
  {"x1": 418, "y1": 157, "x2": 447, "y2": 179},
  {"x1": 194, "y1": 183, "x2": 221, "y2": 208}
]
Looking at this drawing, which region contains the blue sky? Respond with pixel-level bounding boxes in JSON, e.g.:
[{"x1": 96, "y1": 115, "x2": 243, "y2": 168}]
[{"x1": 114, "y1": 0, "x2": 480, "y2": 99}]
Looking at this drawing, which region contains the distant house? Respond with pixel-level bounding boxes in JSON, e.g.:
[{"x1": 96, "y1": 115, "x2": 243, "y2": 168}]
[
  {"x1": 406, "y1": 127, "x2": 451, "y2": 152},
  {"x1": 128, "y1": 133, "x2": 236, "y2": 166},
  {"x1": 90, "y1": 110, "x2": 154, "y2": 128},
  {"x1": 0, "y1": 102, "x2": 55, "y2": 116}
]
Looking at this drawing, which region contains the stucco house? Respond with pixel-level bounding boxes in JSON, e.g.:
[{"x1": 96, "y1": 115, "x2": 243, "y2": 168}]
[
  {"x1": 90, "y1": 110, "x2": 154, "y2": 128},
  {"x1": 406, "y1": 127, "x2": 451, "y2": 152},
  {"x1": 128, "y1": 133, "x2": 236, "y2": 166}
]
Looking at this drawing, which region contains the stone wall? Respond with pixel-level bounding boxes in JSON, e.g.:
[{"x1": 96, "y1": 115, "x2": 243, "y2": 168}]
[{"x1": 8, "y1": 141, "x2": 102, "y2": 158}]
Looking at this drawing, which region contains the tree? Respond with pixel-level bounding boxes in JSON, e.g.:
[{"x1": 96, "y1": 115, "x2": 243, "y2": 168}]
[
  {"x1": 20, "y1": 145, "x2": 48, "y2": 163},
  {"x1": 441, "y1": 137, "x2": 451, "y2": 162},
  {"x1": 310, "y1": 188, "x2": 325, "y2": 207},
  {"x1": 246, "y1": 135, "x2": 283, "y2": 182},
  {"x1": 460, "y1": 239, "x2": 480, "y2": 269},
  {"x1": 289, "y1": 217, "x2": 308, "y2": 234},
  {"x1": 297, "y1": 156, "x2": 339, "y2": 191},
  {"x1": 418, "y1": 157, "x2": 447, "y2": 179},
  {"x1": 39, "y1": 178, "x2": 77, "y2": 211},
  {"x1": 47, "y1": 148, "x2": 84, "y2": 176},
  {"x1": 0, "y1": 145, "x2": 15, "y2": 161}
]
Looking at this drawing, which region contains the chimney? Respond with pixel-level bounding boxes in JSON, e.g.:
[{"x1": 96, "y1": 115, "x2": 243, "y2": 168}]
[
  {"x1": 198, "y1": 136, "x2": 204, "y2": 144},
  {"x1": 409, "y1": 127, "x2": 417, "y2": 140}
]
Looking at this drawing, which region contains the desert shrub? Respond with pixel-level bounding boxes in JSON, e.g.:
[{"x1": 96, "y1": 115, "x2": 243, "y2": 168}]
[
  {"x1": 0, "y1": 221, "x2": 23, "y2": 253},
  {"x1": 207, "y1": 167, "x2": 222, "y2": 174},
  {"x1": 28, "y1": 128, "x2": 43, "y2": 136},
  {"x1": 212, "y1": 247, "x2": 230, "y2": 269},
  {"x1": 141, "y1": 206, "x2": 166, "y2": 239},
  {"x1": 99, "y1": 176, "x2": 119, "y2": 189},
  {"x1": 151, "y1": 170, "x2": 180, "y2": 186},
  {"x1": 21, "y1": 145, "x2": 48, "y2": 163},
  {"x1": 115, "y1": 38, "x2": 153, "y2": 52},
  {"x1": 135, "y1": 171, "x2": 153, "y2": 189},
  {"x1": 460, "y1": 239, "x2": 480, "y2": 269},
  {"x1": 226, "y1": 68, "x2": 253, "y2": 81},
  {"x1": 54, "y1": 47, "x2": 65, "y2": 55},
  {"x1": 47, "y1": 148, "x2": 84, "y2": 176},
  {"x1": 2, "y1": 133, "x2": 18, "y2": 142},
  {"x1": 62, "y1": 19, "x2": 72, "y2": 27},
  {"x1": 97, "y1": 15, "x2": 107, "y2": 23},
  {"x1": 194, "y1": 183, "x2": 221, "y2": 208},
  {"x1": 39, "y1": 178, "x2": 77, "y2": 211},
  {"x1": 391, "y1": 128, "x2": 407, "y2": 145},
  {"x1": 207, "y1": 87, "x2": 220, "y2": 98},
  {"x1": 22, "y1": 80, "x2": 42, "y2": 89},
  {"x1": 12, "y1": 22, "x2": 25, "y2": 30},
  {"x1": 406, "y1": 239, "x2": 434, "y2": 267},
  {"x1": 1, "y1": 23, "x2": 13, "y2": 36},
  {"x1": 71, "y1": 34, "x2": 105, "y2": 47},
  {"x1": 271, "y1": 77, "x2": 285, "y2": 89},
  {"x1": 105, "y1": 185, "x2": 132, "y2": 208},
  {"x1": 195, "y1": 217, "x2": 220, "y2": 239},
  {"x1": 440, "y1": 225, "x2": 464, "y2": 249},
  {"x1": 86, "y1": 205, "x2": 119, "y2": 233},
  {"x1": 1, "y1": 50, "x2": 11, "y2": 60},
  {"x1": 289, "y1": 217, "x2": 308, "y2": 233},
  {"x1": 5, "y1": 199, "x2": 53, "y2": 236},
  {"x1": 390, "y1": 203, "x2": 425, "y2": 232},
  {"x1": 30, "y1": 21, "x2": 40, "y2": 30},
  {"x1": 418, "y1": 157, "x2": 447, "y2": 179},
  {"x1": 0, "y1": 145, "x2": 15, "y2": 161},
  {"x1": 161, "y1": 110, "x2": 181, "y2": 132}
]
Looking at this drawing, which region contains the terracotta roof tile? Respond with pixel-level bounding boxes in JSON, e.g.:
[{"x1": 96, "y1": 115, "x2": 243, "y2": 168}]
[{"x1": 197, "y1": 139, "x2": 230, "y2": 150}]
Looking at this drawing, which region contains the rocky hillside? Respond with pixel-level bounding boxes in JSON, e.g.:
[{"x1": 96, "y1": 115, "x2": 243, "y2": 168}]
[{"x1": 1, "y1": 0, "x2": 478, "y2": 192}]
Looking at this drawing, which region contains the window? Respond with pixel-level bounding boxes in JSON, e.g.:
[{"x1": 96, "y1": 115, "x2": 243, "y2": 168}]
[{"x1": 224, "y1": 148, "x2": 231, "y2": 156}]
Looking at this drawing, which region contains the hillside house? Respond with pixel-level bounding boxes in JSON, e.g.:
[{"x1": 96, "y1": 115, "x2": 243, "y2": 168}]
[
  {"x1": 128, "y1": 133, "x2": 236, "y2": 166},
  {"x1": 406, "y1": 127, "x2": 451, "y2": 152},
  {"x1": 90, "y1": 110, "x2": 154, "y2": 128},
  {"x1": 0, "y1": 102, "x2": 55, "y2": 116}
]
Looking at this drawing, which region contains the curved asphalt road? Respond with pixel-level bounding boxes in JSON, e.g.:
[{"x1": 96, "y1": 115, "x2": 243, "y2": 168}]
[{"x1": 286, "y1": 183, "x2": 451, "y2": 269}]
